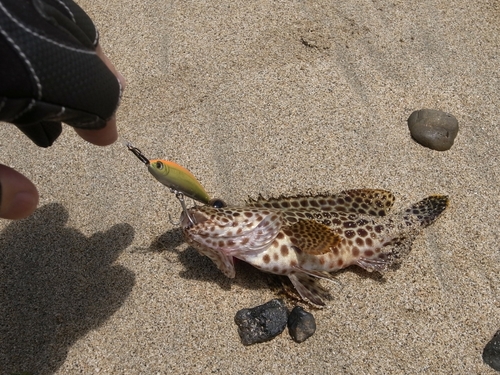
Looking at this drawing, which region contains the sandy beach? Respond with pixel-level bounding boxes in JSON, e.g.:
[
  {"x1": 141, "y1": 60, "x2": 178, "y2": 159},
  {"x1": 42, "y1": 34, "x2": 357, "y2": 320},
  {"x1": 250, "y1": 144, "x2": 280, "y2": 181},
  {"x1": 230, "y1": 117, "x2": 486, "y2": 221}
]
[{"x1": 1, "y1": 0, "x2": 499, "y2": 373}]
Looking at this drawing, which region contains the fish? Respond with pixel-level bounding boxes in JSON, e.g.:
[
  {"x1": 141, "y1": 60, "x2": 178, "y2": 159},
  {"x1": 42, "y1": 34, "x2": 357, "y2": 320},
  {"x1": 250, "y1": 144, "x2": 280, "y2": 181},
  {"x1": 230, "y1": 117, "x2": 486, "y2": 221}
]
[{"x1": 180, "y1": 189, "x2": 449, "y2": 305}]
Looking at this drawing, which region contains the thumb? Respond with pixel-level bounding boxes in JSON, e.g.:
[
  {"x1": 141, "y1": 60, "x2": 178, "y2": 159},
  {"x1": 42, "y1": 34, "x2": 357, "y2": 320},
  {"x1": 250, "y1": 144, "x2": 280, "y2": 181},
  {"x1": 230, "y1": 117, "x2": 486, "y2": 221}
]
[{"x1": 0, "y1": 165, "x2": 39, "y2": 220}]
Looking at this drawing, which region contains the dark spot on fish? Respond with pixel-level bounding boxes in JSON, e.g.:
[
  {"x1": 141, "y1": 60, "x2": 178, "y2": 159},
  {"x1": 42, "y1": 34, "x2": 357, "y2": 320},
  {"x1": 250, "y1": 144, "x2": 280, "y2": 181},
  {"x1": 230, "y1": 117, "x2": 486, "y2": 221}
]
[
  {"x1": 263, "y1": 254, "x2": 271, "y2": 264},
  {"x1": 291, "y1": 201, "x2": 300, "y2": 208},
  {"x1": 374, "y1": 225, "x2": 383, "y2": 233},
  {"x1": 281, "y1": 245, "x2": 289, "y2": 256},
  {"x1": 356, "y1": 238, "x2": 364, "y2": 246},
  {"x1": 345, "y1": 230, "x2": 355, "y2": 238},
  {"x1": 352, "y1": 247, "x2": 360, "y2": 257},
  {"x1": 343, "y1": 221, "x2": 356, "y2": 228},
  {"x1": 273, "y1": 253, "x2": 279, "y2": 261},
  {"x1": 357, "y1": 228, "x2": 368, "y2": 237},
  {"x1": 277, "y1": 232, "x2": 285, "y2": 240},
  {"x1": 337, "y1": 259, "x2": 344, "y2": 267},
  {"x1": 300, "y1": 199, "x2": 309, "y2": 207},
  {"x1": 244, "y1": 212, "x2": 253, "y2": 218},
  {"x1": 364, "y1": 250, "x2": 374, "y2": 257}
]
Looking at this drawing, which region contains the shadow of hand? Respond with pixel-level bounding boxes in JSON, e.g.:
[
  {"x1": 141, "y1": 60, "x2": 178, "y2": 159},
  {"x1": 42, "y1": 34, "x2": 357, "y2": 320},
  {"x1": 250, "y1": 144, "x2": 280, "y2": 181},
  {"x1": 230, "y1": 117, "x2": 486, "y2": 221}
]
[{"x1": 0, "y1": 203, "x2": 135, "y2": 375}]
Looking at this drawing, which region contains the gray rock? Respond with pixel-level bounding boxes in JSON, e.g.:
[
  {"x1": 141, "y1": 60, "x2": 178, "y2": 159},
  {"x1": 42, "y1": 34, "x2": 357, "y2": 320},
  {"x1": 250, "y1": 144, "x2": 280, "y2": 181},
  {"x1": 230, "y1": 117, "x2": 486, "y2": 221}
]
[
  {"x1": 483, "y1": 329, "x2": 500, "y2": 371},
  {"x1": 234, "y1": 299, "x2": 288, "y2": 346},
  {"x1": 407, "y1": 109, "x2": 459, "y2": 151},
  {"x1": 287, "y1": 306, "x2": 316, "y2": 343}
]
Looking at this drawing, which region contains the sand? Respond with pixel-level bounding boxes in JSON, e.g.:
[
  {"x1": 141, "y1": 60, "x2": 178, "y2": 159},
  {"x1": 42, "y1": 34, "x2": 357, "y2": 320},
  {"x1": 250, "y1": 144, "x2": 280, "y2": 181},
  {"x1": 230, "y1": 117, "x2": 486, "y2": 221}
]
[{"x1": 1, "y1": 0, "x2": 499, "y2": 374}]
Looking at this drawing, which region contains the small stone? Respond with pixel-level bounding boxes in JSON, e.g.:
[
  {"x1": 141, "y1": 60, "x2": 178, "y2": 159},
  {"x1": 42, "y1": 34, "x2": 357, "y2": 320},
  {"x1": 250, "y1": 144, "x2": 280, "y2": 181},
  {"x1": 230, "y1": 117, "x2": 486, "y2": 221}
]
[
  {"x1": 287, "y1": 306, "x2": 316, "y2": 343},
  {"x1": 407, "y1": 109, "x2": 459, "y2": 151},
  {"x1": 234, "y1": 299, "x2": 289, "y2": 345},
  {"x1": 483, "y1": 329, "x2": 500, "y2": 371}
]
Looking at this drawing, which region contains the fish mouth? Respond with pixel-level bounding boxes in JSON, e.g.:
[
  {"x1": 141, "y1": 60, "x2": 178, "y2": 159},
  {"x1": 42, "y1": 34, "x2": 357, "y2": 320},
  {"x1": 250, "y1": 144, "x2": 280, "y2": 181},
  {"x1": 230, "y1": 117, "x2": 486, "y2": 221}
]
[{"x1": 180, "y1": 210, "x2": 208, "y2": 229}]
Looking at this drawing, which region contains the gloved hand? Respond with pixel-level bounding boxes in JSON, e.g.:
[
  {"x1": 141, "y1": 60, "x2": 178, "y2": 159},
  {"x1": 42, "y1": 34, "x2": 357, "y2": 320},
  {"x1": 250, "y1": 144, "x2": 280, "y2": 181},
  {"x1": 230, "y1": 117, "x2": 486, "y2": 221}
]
[
  {"x1": 0, "y1": 0, "x2": 125, "y2": 219},
  {"x1": 0, "y1": 0, "x2": 124, "y2": 147}
]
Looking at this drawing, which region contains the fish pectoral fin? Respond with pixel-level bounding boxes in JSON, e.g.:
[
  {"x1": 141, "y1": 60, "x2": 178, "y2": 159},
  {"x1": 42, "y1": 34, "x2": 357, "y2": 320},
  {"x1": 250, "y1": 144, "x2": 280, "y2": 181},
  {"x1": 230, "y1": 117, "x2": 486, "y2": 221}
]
[
  {"x1": 288, "y1": 273, "x2": 330, "y2": 306},
  {"x1": 286, "y1": 220, "x2": 340, "y2": 256},
  {"x1": 229, "y1": 213, "x2": 282, "y2": 257}
]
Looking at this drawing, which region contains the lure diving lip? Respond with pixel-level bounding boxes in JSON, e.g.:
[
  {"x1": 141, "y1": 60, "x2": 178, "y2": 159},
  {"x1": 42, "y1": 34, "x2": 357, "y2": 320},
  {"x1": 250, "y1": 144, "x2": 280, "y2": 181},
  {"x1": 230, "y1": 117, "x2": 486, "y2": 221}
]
[{"x1": 125, "y1": 141, "x2": 211, "y2": 205}]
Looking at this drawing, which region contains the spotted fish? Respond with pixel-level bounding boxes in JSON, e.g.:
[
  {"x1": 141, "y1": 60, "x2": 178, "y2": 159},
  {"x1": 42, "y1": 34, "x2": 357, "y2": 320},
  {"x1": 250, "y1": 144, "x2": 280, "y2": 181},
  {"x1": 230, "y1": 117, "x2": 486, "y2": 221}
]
[{"x1": 181, "y1": 189, "x2": 449, "y2": 305}]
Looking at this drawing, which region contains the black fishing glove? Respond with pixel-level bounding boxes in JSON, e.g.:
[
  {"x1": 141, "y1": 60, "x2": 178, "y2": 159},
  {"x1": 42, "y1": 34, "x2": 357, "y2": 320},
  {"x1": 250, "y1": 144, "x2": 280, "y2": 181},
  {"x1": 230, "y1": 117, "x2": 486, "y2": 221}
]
[{"x1": 0, "y1": 0, "x2": 122, "y2": 147}]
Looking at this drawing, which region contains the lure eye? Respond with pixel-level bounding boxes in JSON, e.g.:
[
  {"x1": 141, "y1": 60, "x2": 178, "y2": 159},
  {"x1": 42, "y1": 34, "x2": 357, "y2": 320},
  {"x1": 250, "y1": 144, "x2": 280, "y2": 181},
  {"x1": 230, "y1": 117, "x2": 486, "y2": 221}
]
[
  {"x1": 210, "y1": 198, "x2": 226, "y2": 208},
  {"x1": 155, "y1": 161, "x2": 163, "y2": 169}
]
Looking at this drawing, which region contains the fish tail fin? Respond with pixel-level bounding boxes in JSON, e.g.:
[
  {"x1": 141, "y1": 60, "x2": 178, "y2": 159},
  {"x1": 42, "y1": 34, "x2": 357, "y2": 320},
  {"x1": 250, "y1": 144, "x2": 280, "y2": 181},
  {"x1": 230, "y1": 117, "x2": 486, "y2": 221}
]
[
  {"x1": 356, "y1": 195, "x2": 449, "y2": 272},
  {"x1": 402, "y1": 195, "x2": 449, "y2": 228}
]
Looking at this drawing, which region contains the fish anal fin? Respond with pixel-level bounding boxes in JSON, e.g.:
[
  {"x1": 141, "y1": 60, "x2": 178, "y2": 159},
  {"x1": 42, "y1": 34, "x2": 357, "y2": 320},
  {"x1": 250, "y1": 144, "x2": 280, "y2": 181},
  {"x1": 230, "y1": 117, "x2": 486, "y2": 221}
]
[
  {"x1": 355, "y1": 255, "x2": 389, "y2": 272},
  {"x1": 288, "y1": 273, "x2": 330, "y2": 306},
  {"x1": 292, "y1": 266, "x2": 341, "y2": 286},
  {"x1": 285, "y1": 220, "x2": 340, "y2": 256}
]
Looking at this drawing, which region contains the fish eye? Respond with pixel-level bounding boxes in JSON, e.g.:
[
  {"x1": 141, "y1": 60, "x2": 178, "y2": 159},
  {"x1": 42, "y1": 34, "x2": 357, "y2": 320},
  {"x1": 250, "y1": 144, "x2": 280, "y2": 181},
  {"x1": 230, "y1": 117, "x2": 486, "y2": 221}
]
[
  {"x1": 155, "y1": 161, "x2": 163, "y2": 169},
  {"x1": 210, "y1": 198, "x2": 226, "y2": 208}
]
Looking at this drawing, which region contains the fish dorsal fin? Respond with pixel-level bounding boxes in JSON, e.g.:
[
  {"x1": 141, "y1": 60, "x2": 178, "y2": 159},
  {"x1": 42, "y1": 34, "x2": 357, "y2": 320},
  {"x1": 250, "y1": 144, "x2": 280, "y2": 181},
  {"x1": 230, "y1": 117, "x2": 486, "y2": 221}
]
[
  {"x1": 246, "y1": 189, "x2": 395, "y2": 216},
  {"x1": 284, "y1": 220, "x2": 340, "y2": 255}
]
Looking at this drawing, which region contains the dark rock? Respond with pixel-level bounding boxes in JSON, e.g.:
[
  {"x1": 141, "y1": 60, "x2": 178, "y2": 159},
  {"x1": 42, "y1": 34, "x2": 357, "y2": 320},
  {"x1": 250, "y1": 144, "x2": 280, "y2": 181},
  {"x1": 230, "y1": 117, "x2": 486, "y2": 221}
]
[
  {"x1": 483, "y1": 329, "x2": 500, "y2": 371},
  {"x1": 234, "y1": 299, "x2": 288, "y2": 345},
  {"x1": 407, "y1": 109, "x2": 459, "y2": 151},
  {"x1": 287, "y1": 306, "x2": 316, "y2": 343}
]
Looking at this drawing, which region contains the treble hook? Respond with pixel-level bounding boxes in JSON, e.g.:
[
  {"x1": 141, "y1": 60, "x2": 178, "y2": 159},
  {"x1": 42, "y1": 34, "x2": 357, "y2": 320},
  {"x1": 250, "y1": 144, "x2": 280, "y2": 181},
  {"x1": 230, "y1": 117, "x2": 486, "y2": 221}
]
[{"x1": 168, "y1": 190, "x2": 196, "y2": 227}]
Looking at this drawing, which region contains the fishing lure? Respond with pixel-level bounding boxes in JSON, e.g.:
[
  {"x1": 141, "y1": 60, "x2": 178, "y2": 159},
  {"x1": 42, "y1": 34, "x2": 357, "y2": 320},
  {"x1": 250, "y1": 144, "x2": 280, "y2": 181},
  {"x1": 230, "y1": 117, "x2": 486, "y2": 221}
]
[{"x1": 125, "y1": 141, "x2": 211, "y2": 206}]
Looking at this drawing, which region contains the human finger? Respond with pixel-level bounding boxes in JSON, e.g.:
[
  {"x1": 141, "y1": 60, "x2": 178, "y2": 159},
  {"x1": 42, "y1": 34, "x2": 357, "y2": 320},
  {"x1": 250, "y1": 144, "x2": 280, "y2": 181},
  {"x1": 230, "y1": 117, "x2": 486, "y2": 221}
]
[{"x1": 0, "y1": 165, "x2": 39, "y2": 220}]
